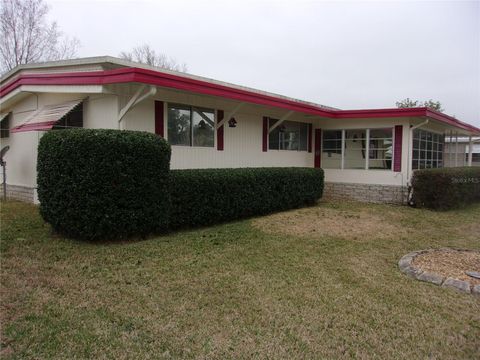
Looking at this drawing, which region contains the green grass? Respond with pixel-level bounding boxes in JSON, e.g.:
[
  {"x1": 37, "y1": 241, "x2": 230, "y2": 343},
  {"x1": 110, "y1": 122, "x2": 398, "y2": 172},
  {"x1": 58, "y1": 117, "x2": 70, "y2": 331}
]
[{"x1": 1, "y1": 200, "x2": 479, "y2": 359}]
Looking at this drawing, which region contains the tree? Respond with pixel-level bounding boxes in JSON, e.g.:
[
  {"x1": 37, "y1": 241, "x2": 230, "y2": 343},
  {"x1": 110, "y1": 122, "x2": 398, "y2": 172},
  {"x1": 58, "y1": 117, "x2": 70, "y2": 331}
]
[
  {"x1": 0, "y1": 0, "x2": 79, "y2": 72},
  {"x1": 119, "y1": 44, "x2": 187, "y2": 72},
  {"x1": 422, "y1": 99, "x2": 443, "y2": 112},
  {"x1": 396, "y1": 98, "x2": 444, "y2": 112}
]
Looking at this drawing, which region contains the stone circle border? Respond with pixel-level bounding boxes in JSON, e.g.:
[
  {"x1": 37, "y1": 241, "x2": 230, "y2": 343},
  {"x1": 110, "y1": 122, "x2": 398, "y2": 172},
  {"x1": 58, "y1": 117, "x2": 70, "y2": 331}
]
[{"x1": 398, "y1": 248, "x2": 480, "y2": 297}]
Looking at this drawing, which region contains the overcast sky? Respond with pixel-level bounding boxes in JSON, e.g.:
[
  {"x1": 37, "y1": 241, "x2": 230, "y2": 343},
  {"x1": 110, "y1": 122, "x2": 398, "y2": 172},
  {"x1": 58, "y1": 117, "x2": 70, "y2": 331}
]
[{"x1": 48, "y1": 0, "x2": 480, "y2": 126}]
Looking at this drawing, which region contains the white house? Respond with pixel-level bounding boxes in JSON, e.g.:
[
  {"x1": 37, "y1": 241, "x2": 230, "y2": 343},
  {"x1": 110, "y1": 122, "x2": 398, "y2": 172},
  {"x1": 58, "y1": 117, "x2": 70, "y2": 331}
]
[
  {"x1": 444, "y1": 136, "x2": 480, "y2": 167},
  {"x1": 1, "y1": 56, "x2": 479, "y2": 204}
]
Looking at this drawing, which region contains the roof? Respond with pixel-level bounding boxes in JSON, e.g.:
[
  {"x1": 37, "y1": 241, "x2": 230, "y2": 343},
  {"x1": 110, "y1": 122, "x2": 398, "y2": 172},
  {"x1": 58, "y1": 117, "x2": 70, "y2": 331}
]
[{"x1": 1, "y1": 56, "x2": 479, "y2": 135}]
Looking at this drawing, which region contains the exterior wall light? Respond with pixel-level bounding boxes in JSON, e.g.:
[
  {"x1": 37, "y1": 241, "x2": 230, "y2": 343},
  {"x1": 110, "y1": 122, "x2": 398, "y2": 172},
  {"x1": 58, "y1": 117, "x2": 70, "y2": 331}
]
[{"x1": 228, "y1": 117, "x2": 237, "y2": 128}]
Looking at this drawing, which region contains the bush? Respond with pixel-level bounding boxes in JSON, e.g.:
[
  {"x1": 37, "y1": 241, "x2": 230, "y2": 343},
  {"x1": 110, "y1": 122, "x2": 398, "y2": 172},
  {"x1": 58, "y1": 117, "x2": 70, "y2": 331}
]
[
  {"x1": 37, "y1": 129, "x2": 171, "y2": 240},
  {"x1": 411, "y1": 167, "x2": 480, "y2": 210},
  {"x1": 169, "y1": 167, "x2": 324, "y2": 228}
]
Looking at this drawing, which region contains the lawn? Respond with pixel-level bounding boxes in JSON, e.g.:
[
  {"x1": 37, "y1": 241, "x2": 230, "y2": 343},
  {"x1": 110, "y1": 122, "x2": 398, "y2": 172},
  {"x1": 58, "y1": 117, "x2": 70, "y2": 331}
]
[{"x1": 1, "y1": 200, "x2": 479, "y2": 359}]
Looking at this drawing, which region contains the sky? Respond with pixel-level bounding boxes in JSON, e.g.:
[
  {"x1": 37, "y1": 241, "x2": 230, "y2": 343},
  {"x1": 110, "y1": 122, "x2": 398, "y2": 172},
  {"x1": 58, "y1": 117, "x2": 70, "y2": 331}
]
[{"x1": 47, "y1": 0, "x2": 480, "y2": 126}]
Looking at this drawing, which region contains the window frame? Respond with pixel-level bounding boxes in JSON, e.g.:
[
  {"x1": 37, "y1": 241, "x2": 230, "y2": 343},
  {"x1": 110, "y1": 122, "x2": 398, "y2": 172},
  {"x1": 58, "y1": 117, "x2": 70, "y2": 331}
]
[
  {"x1": 321, "y1": 127, "x2": 394, "y2": 171},
  {"x1": 268, "y1": 119, "x2": 310, "y2": 152},
  {"x1": 0, "y1": 113, "x2": 11, "y2": 139},
  {"x1": 412, "y1": 129, "x2": 444, "y2": 170},
  {"x1": 167, "y1": 102, "x2": 216, "y2": 148}
]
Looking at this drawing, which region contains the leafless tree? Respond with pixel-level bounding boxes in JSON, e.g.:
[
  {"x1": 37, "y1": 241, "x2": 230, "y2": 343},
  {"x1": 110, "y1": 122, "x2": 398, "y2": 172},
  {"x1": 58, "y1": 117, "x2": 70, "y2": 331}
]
[
  {"x1": 0, "y1": 0, "x2": 80, "y2": 72},
  {"x1": 119, "y1": 44, "x2": 188, "y2": 72}
]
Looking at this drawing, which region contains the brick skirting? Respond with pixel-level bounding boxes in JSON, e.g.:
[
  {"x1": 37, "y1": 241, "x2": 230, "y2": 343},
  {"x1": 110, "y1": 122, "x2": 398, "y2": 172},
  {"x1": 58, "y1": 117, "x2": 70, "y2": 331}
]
[
  {"x1": 0, "y1": 184, "x2": 35, "y2": 203},
  {"x1": 1, "y1": 182, "x2": 407, "y2": 205},
  {"x1": 323, "y1": 182, "x2": 407, "y2": 204}
]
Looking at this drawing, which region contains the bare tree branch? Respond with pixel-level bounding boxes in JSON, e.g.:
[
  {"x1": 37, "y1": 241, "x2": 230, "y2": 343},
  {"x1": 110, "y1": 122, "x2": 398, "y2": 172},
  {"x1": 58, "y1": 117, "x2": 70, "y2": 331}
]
[
  {"x1": 119, "y1": 44, "x2": 188, "y2": 72},
  {"x1": 0, "y1": 0, "x2": 80, "y2": 72}
]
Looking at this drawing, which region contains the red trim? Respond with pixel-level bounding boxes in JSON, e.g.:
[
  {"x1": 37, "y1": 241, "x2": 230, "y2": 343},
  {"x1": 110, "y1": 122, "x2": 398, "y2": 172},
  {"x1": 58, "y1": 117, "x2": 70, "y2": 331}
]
[
  {"x1": 393, "y1": 125, "x2": 403, "y2": 172},
  {"x1": 262, "y1": 117, "x2": 268, "y2": 152},
  {"x1": 308, "y1": 123, "x2": 313, "y2": 153},
  {"x1": 154, "y1": 100, "x2": 164, "y2": 137},
  {"x1": 2, "y1": 68, "x2": 479, "y2": 134},
  {"x1": 11, "y1": 121, "x2": 57, "y2": 133},
  {"x1": 314, "y1": 129, "x2": 322, "y2": 168},
  {"x1": 217, "y1": 110, "x2": 224, "y2": 151}
]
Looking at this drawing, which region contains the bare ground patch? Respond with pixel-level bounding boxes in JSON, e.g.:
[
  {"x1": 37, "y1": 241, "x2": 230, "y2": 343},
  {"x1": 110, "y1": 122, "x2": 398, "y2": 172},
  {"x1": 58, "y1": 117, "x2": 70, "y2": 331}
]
[
  {"x1": 413, "y1": 249, "x2": 480, "y2": 285},
  {"x1": 252, "y1": 205, "x2": 407, "y2": 240}
]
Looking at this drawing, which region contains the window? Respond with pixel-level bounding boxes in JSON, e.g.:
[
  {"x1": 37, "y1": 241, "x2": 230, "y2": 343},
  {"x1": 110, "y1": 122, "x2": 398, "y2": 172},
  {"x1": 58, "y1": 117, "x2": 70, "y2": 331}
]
[
  {"x1": 168, "y1": 104, "x2": 214, "y2": 147},
  {"x1": 322, "y1": 128, "x2": 393, "y2": 170},
  {"x1": 412, "y1": 129, "x2": 444, "y2": 170},
  {"x1": 321, "y1": 130, "x2": 342, "y2": 169},
  {"x1": 344, "y1": 129, "x2": 366, "y2": 169},
  {"x1": 53, "y1": 103, "x2": 83, "y2": 130},
  {"x1": 368, "y1": 128, "x2": 392, "y2": 170},
  {"x1": 0, "y1": 113, "x2": 10, "y2": 138},
  {"x1": 268, "y1": 119, "x2": 308, "y2": 151}
]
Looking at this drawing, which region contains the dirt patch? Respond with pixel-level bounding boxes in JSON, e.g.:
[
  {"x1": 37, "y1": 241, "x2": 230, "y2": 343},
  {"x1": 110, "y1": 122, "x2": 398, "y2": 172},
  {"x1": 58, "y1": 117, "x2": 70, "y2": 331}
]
[
  {"x1": 413, "y1": 249, "x2": 480, "y2": 285},
  {"x1": 252, "y1": 206, "x2": 406, "y2": 240}
]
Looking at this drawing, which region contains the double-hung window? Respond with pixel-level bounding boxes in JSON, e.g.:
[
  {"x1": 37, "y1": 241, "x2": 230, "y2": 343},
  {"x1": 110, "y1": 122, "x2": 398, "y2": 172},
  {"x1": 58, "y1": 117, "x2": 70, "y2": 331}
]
[{"x1": 167, "y1": 104, "x2": 215, "y2": 147}]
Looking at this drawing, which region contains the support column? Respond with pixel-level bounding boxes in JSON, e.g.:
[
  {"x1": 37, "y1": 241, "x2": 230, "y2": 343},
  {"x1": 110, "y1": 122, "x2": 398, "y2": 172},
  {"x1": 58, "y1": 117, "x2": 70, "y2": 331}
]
[
  {"x1": 455, "y1": 132, "x2": 458, "y2": 167},
  {"x1": 468, "y1": 135, "x2": 473, "y2": 167}
]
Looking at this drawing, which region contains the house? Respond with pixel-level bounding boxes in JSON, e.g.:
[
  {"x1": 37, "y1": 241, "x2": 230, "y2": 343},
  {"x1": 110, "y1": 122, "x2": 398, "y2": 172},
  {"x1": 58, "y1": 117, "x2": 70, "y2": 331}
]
[
  {"x1": 444, "y1": 136, "x2": 480, "y2": 167},
  {"x1": 1, "y1": 56, "x2": 479, "y2": 204}
]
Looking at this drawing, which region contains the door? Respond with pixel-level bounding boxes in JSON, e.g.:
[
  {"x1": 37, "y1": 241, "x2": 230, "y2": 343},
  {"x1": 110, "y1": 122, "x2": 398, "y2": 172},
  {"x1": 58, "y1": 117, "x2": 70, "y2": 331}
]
[{"x1": 314, "y1": 128, "x2": 322, "y2": 168}]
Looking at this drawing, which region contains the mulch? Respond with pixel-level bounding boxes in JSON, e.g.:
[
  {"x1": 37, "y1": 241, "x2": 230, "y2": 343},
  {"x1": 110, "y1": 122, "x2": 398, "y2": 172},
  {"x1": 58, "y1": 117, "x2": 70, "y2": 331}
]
[{"x1": 413, "y1": 249, "x2": 480, "y2": 286}]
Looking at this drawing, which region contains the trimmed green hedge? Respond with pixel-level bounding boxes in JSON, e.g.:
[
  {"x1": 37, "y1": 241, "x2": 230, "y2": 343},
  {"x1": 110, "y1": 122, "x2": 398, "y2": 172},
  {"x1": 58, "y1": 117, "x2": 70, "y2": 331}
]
[
  {"x1": 169, "y1": 168, "x2": 324, "y2": 228},
  {"x1": 37, "y1": 129, "x2": 171, "y2": 240},
  {"x1": 38, "y1": 129, "x2": 324, "y2": 239},
  {"x1": 411, "y1": 167, "x2": 480, "y2": 210}
]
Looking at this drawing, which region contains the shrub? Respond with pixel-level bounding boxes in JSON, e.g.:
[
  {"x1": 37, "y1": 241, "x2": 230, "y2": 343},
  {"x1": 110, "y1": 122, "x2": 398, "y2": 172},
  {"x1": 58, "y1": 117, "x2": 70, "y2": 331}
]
[
  {"x1": 169, "y1": 167, "x2": 324, "y2": 228},
  {"x1": 411, "y1": 167, "x2": 480, "y2": 210},
  {"x1": 37, "y1": 129, "x2": 171, "y2": 240}
]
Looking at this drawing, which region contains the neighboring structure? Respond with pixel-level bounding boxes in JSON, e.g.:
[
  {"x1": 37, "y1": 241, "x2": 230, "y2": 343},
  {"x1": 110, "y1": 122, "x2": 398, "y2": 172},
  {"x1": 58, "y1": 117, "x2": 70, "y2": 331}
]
[
  {"x1": 444, "y1": 136, "x2": 480, "y2": 167},
  {"x1": 1, "y1": 56, "x2": 479, "y2": 204}
]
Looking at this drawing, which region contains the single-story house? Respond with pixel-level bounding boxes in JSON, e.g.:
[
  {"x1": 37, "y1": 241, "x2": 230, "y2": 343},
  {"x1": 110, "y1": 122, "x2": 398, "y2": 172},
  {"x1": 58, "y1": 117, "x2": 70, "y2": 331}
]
[
  {"x1": 1, "y1": 56, "x2": 479, "y2": 204},
  {"x1": 444, "y1": 136, "x2": 480, "y2": 167}
]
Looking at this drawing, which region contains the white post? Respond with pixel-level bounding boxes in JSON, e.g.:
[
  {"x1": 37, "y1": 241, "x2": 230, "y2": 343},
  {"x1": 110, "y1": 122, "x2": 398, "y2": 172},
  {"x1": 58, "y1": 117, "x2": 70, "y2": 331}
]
[
  {"x1": 468, "y1": 135, "x2": 473, "y2": 167},
  {"x1": 365, "y1": 129, "x2": 369, "y2": 170},
  {"x1": 341, "y1": 129, "x2": 345, "y2": 170},
  {"x1": 455, "y1": 132, "x2": 458, "y2": 167}
]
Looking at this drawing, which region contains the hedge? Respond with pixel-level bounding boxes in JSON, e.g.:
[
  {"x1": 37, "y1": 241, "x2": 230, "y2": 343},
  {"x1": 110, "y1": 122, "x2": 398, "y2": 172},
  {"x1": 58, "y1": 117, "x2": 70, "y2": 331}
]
[
  {"x1": 169, "y1": 168, "x2": 324, "y2": 228},
  {"x1": 38, "y1": 129, "x2": 324, "y2": 239},
  {"x1": 37, "y1": 129, "x2": 171, "y2": 240},
  {"x1": 411, "y1": 167, "x2": 480, "y2": 210}
]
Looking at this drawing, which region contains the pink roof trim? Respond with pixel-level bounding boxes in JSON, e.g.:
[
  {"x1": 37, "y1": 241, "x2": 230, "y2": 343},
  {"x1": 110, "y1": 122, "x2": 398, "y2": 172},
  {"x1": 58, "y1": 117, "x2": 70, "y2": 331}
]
[{"x1": 2, "y1": 68, "x2": 479, "y2": 134}]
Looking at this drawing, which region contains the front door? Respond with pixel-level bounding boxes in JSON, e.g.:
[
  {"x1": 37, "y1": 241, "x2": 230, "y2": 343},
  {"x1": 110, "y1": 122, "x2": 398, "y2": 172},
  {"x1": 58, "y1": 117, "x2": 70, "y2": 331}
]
[{"x1": 314, "y1": 129, "x2": 322, "y2": 168}]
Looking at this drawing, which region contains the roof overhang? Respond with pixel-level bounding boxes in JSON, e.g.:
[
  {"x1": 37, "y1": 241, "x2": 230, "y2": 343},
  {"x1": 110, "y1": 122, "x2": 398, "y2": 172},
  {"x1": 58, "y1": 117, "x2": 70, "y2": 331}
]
[{"x1": 1, "y1": 64, "x2": 479, "y2": 135}]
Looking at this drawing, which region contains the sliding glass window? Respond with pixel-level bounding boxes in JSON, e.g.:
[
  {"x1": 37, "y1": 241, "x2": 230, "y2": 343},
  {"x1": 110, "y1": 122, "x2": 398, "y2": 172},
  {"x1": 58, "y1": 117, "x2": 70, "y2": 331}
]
[
  {"x1": 322, "y1": 128, "x2": 393, "y2": 170},
  {"x1": 168, "y1": 104, "x2": 214, "y2": 147},
  {"x1": 268, "y1": 120, "x2": 309, "y2": 151},
  {"x1": 321, "y1": 130, "x2": 342, "y2": 169}
]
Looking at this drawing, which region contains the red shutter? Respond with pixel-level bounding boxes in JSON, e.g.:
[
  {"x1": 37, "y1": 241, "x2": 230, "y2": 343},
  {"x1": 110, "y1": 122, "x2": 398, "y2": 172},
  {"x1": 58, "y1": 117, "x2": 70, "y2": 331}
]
[
  {"x1": 314, "y1": 128, "x2": 322, "y2": 168},
  {"x1": 262, "y1": 116, "x2": 269, "y2": 152},
  {"x1": 393, "y1": 125, "x2": 403, "y2": 172},
  {"x1": 217, "y1": 110, "x2": 224, "y2": 151},
  {"x1": 308, "y1": 123, "x2": 313, "y2": 153},
  {"x1": 154, "y1": 101, "x2": 164, "y2": 137}
]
